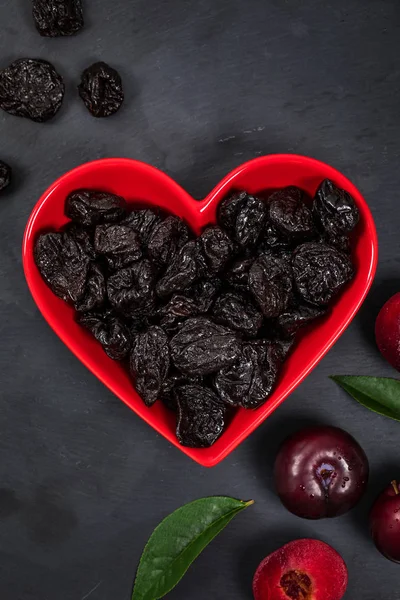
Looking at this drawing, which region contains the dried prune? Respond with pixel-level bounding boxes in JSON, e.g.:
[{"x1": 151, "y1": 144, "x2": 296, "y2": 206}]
[
  {"x1": 148, "y1": 216, "x2": 190, "y2": 267},
  {"x1": 276, "y1": 304, "x2": 327, "y2": 337},
  {"x1": 249, "y1": 253, "x2": 292, "y2": 318},
  {"x1": 107, "y1": 260, "x2": 155, "y2": 316},
  {"x1": 78, "y1": 310, "x2": 131, "y2": 360},
  {"x1": 32, "y1": 0, "x2": 84, "y2": 37},
  {"x1": 293, "y1": 242, "x2": 354, "y2": 306},
  {"x1": 0, "y1": 160, "x2": 11, "y2": 192},
  {"x1": 78, "y1": 62, "x2": 124, "y2": 118},
  {"x1": 94, "y1": 224, "x2": 142, "y2": 268},
  {"x1": 35, "y1": 232, "x2": 90, "y2": 302},
  {"x1": 313, "y1": 179, "x2": 359, "y2": 237},
  {"x1": 213, "y1": 291, "x2": 262, "y2": 337},
  {"x1": 268, "y1": 186, "x2": 315, "y2": 241},
  {"x1": 156, "y1": 240, "x2": 199, "y2": 298},
  {"x1": 261, "y1": 223, "x2": 291, "y2": 251},
  {"x1": 160, "y1": 372, "x2": 202, "y2": 412},
  {"x1": 158, "y1": 294, "x2": 200, "y2": 333},
  {"x1": 170, "y1": 317, "x2": 241, "y2": 376},
  {"x1": 199, "y1": 226, "x2": 234, "y2": 274},
  {"x1": 324, "y1": 234, "x2": 351, "y2": 254},
  {"x1": 188, "y1": 278, "x2": 221, "y2": 312},
  {"x1": 218, "y1": 191, "x2": 267, "y2": 247},
  {"x1": 66, "y1": 189, "x2": 126, "y2": 226},
  {"x1": 62, "y1": 222, "x2": 95, "y2": 259},
  {"x1": 225, "y1": 258, "x2": 253, "y2": 290},
  {"x1": 175, "y1": 384, "x2": 226, "y2": 447},
  {"x1": 75, "y1": 263, "x2": 106, "y2": 313},
  {"x1": 130, "y1": 326, "x2": 170, "y2": 406},
  {"x1": 0, "y1": 59, "x2": 64, "y2": 122},
  {"x1": 122, "y1": 209, "x2": 161, "y2": 245}
]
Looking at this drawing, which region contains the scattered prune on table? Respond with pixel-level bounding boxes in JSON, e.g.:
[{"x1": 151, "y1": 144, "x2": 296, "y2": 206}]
[
  {"x1": 276, "y1": 304, "x2": 327, "y2": 337},
  {"x1": 0, "y1": 58, "x2": 65, "y2": 122},
  {"x1": 148, "y1": 216, "x2": 191, "y2": 267},
  {"x1": 225, "y1": 257, "x2": 253, "y2": 290},
  {"x1": 199, "y1": 226, "x2": 234, "y2": 274},
  {"x1": 66, "y1": 189, "x2": 126, "y2": 226},
  {"x1": 35, "y1": 232, "x2": 90, "y2": 302},
  {"x1": 130, "y1": 326, "x2": 170, "y2": 406},
  {"x1": 268, "y1": 186, "x2": 315, "y2": 241},
  {"x1": 156, "y1": 240, "x2": 200, "y2": 298},
  {"x1": 293, "y1": 242, "x2": 354, "y2": 306},
  {"x1": 78, "y1": 310, "x2": 131, "y2": 360},
  {"x1": 78, "y1": 62, "x2": 124, "y2": 118},
  {"x1": 213, "y1": 291, "x2": 263, "y2": 337},
  {"x1": 0, "y1": 160, "x2": 11, "y2": 192},
  {"x1": 313, "y1": 179, "x2": 359, "y2": 237},
  {"x1": 75, "y1": 263, "x2": 106, "y2": 313},
  {"x1": 249, "y1": 253, "x2": 292, "y2": 318},
  {"x1": 32, "y1": 0, "x2": 84, "y2": 37},
  {"x1": 94, "y1": 223, "x2": 142, "y2": 269},
  {"x1": 175, "y1": 384, "x2": 226, "y2": 447},
  {"x1": 107, "y1": 260, "x2": 155, "y2": 317},
  {"x1": 218, "y1": 191, "x2": 267, "y2": 247},
  {"x1": 170, "y1": 317, "x2": 241, "y2": 376},
  {"x1": 122, "y1": 209, "x2": 161, "y2": 245}
]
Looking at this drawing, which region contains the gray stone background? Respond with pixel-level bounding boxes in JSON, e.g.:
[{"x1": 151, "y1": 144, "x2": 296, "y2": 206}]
[{"x1": 0, "y1": 0, "x2": 399, "y2": 598}]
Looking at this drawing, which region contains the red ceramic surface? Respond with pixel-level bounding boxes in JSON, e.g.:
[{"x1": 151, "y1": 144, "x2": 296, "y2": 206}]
[{"x1": 22, "y1": 155, "x2": 378, "y2": 467}]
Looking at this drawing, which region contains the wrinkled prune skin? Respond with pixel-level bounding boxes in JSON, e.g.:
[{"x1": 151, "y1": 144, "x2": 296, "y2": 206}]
[
  {"x1": 35, "y1": 232, "x2": 90, "y2": 302},
  {"x1": 78, "y1": 310, "x2": 131, "y2": 360},
  {"x1": 122, "y1": 209, "x2": 161, "y2": 245},
  {"x1": 78, "y1": 62, "x2": 124, "y2": 118},
  {"x1": 313, "y1": 179, "x2": 359, "y2": 237},
  {"x1": 170, "y1": 317, "x2": 241, "y2": 376},
  {"x1": 0, "y1": 59, "x2": 65, "y2": 122},
  {"x1": 160, "y1": 372, "x2": 202, "y2": 412},
  {"x1": 199, "y1": 226, "x2": 234, "y2": 274},
  {"x1": 158, "y1": 294, "x2": 200, "y2": 333},
  {"x1": 276, "y1": 304, "x2": 327, "y2": 337},
  {"x1": 293, "y1": 242, "x2": 354, "y2": 306},
  {"x1": 148, "y1": 216, "x2": 191, "y2": 267},
  {"x1": 225, "y1": 258, "x2": 253, "y2": 291},
  {"x1": 156, "y1": 241, "x2": 200, "y2": 297},
  {"x1": 175, "y1": 384, "x2": 226, "y2": 447},
  {"x1": 0, "y1": 160, "x2": 11, "y2": 192},
  {"x1": 218, "y1": 191, "x2": 267, "y2": 247},
  {"x1": 261, "y1": 222, "x2": 291, "y2": 251},
  {"x1": 94, "y1": 224, "x2": 142, "y2": 267},
  {"x1": 130, "y1": 326, "x2": 170, "y2": 407},
  {"x1": 65, "y1": 189, "x2": 126, "y2": 226},
  {"x1": 188, "y1": 278, "x2": 221, "y2": 312},
  {"x1": 75, "y1": 263, "x2": 105, "y2": 313},
  {"x1": 62, "y1": 222, "x2": 96, "y2": 259},
  {"x1": 213, "y1": 291, "x2": 263, "y2": 337},
  {"x1": 249, "y1": 253, "x2": 292, "y2": 318},
  {"x1": 107, "y1": 260, "x2": 155, "y2": 316},
  {"x1": 268, "y1": 186, "x2": 315, "y2": 241},
  {"x1": 32, "y1": 0, "x2": 84, "y2": 37},
  {"x1": 324, "y1": 234, "x2": 351, "y2": 254}
]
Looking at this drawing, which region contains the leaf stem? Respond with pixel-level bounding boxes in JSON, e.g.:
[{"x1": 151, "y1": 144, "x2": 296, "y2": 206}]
[{"x1": 391, "y1": 480, "x2": 399, "y2": 495}]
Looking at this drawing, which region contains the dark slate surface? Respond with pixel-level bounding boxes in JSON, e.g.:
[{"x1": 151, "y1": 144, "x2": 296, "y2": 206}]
[{"x1": 0, "y1": 0, "x2": 399, "y2": 598}]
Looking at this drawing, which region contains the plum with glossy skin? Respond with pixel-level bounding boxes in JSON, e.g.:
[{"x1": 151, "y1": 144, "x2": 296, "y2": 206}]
[
  {"x1": 253, "y1": 538, "x2": 348, "y2": 600},
  {"x1": 375, "y1": 292, "x2": 400, "y2": 371},
  {"x1": 370, "y1": 480, "x2": 400, "y2": 562},
  {"x1": 274, "y1": 426, "x2": 369, "y2": 519}
]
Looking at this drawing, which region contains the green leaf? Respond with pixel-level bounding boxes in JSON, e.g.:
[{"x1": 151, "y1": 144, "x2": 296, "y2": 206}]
[
  {"x1": 330, "y1": 375, "x2": 400, "y2": 422},
  {"x1": 132, "y1": 496, "x2": 253, "y2": 600}
]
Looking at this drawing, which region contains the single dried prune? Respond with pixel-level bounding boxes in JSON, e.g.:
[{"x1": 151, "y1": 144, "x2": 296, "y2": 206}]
[
  {"x1": 213, "y1": 291, "x2": 263, "y2": 337},
  {"x1": 94, "y1": 224, "x2": 142, "y2": 267},
  {"x1": 268, "y1": 186, "x2": 315, "y2": 241},
  {"x1": 0, "y1": 59, "x2": 64, "y2": 122},
  {"x1": 66, "y1": 189, "x2": 126, "y2": 226},
  {"x1": 160, "y1": 372, "x2": 202, "y2": 412},
  {"x1": 78, "y1": 310, "x2": 131, "y2": 360},
  {"x1": 147, "y1": 216, "x2": 191, "y2": 267},
  {"x1": 313, "y1": 179, "x2": 359, "y2": 236},
  {"x1": 122, "y1": 209, "x2": 161, "y2": 245},
  {"x1": 276, "y1": 304, "x2": 327, "y2": 337},
  {"x1": 218, "y1": 191, "x2": 267, "y2": 247},
  {"x1": 249, "y1": 253, "x2": 292, "y2": 318},
  {"x1": 107, "y1": 260, "x2": 155, "y2": 316},
  {"x1": 293, "y1": 242, "x2": 354, "y2": 306},
  {"x1": 225, "y1": 258, "x2": 253, "y2": 291},
  {"x1": 130, "y1": 326, "x2": 170, "y2": 406},
  {"x1": 32, "y1": 0, "x2": 84, "y2": 37},
  {"x1": 170, "y1": 317, "x2": 241, "y2": 376},
  {"x1": 175, "y1": 384, "x2": 226, "y2": 447},
  {"x1": 75, "y1": 263, "x2": 106, "y2": 313},
  {"x1": 78, "y1": 62, "x2": 124, "y2": 118},
  {"x1": 199, "y1": 226, "x2": 234, "y2": 274},
  {"x1": 156, "y1": 240, "x2": 199, "y2": 297},
  {"x1": 0, "y1": 160, "x2": 11, "y2": 192},
  {"x1": 158, "y1": 294, "x2": 200, "y2": 333},
  {"x1": 35, "y1": 232, "x2": 90, "y2": 302},
  {"x1": 62, "y1": 222, "x2": 95, "y2": 259}
]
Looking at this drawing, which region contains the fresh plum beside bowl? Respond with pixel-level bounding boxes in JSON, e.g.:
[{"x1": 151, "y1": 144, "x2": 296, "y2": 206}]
[
  {"x1": 274, "y1": 426, "x2": 369, "y2": 519},
  {"x1": 375, "y1": 292, "x2": 400, "y2": 371},
  {"x1": 370, "y1": 480, "x2": 400, "y2": 562}
]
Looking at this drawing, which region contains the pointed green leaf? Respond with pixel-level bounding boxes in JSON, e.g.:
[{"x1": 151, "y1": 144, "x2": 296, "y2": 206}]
[
  {"x1": 330, "y1": 375, "x2": 400, "y2": 422},
  {"x1": 132, "y1": 496, "x2": 253, "y2": 600}
]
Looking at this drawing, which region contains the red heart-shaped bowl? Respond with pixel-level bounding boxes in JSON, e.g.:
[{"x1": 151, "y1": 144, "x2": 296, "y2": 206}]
[{"x1": 22, "y1": 155, "x2": 378, "y2": 467}]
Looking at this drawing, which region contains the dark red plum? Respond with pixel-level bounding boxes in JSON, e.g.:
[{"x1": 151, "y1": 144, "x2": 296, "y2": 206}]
[
  {"x1": 370, "y1": 480, "x2": 400, "y2": 562},
  {"x1": 274, "y1": 426, "x2": 369, "y2": 519},
  {"x1": 375, "y1": 292, "x2": 400, "y2": 371}
]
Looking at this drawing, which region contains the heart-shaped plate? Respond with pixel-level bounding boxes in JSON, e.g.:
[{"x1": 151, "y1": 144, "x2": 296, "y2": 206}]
[{"x1": 22, "y1": 155, "x2": 378, "y2": 466}]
